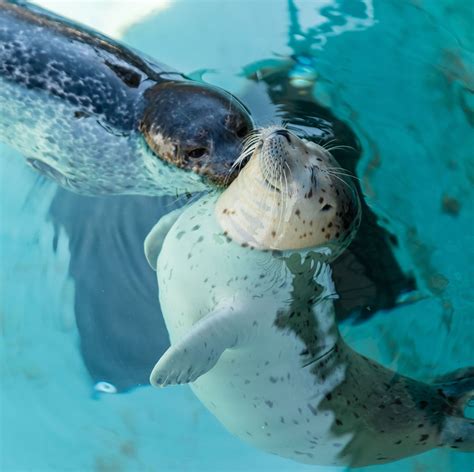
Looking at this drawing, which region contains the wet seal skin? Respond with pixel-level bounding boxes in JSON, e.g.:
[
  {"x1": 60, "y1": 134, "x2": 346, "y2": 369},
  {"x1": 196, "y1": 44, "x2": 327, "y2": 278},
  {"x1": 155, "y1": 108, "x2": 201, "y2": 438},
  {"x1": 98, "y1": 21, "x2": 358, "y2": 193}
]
[
  {"x1": 0, "y1": 0, "x2": 252, "y2": 195},
  {"x1": 146, "y1": 127, "x2": 474, "y2": 467},
  {"x1": 140, "y1": 81, "x2": 251, "y2": 186}
]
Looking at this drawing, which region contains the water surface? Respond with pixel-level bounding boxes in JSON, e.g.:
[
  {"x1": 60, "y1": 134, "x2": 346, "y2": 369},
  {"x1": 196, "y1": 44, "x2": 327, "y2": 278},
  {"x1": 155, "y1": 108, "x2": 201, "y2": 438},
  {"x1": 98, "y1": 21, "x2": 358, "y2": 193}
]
[{"x1": 1, "y1": 1, "x2": 473, "y2": 470}]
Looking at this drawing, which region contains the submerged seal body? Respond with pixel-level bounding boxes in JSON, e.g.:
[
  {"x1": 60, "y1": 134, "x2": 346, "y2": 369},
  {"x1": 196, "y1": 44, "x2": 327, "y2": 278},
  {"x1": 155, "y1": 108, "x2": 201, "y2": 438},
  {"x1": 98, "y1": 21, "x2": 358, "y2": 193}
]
[
  {"x1": 146, "y1": 128, "x2": 473, "y2": 467},
  {"x1": 0, "y1": 1, "x2": 252, "y2": 195}
]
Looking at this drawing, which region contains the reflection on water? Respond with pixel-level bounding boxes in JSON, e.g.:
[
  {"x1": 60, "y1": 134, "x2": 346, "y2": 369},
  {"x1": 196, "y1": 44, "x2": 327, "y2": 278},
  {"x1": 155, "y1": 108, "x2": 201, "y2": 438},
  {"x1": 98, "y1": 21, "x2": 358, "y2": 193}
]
[{"x1": 1, "y1": 0, "x2": 473, "y2": 471}]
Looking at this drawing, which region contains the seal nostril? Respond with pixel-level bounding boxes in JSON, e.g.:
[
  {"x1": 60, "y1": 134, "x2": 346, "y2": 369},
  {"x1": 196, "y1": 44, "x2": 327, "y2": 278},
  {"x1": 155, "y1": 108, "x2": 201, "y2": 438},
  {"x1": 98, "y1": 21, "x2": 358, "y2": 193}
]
[{"x1": 274, "y1": 129, "x2": 291, "y2": 143}]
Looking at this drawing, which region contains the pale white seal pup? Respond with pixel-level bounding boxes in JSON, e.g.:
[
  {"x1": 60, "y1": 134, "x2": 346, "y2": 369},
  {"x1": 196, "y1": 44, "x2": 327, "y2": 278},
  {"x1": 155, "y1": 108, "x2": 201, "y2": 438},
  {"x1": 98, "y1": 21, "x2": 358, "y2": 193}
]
[{"x1": 145, "y1": 127, "x2": 473, "y2": 467}]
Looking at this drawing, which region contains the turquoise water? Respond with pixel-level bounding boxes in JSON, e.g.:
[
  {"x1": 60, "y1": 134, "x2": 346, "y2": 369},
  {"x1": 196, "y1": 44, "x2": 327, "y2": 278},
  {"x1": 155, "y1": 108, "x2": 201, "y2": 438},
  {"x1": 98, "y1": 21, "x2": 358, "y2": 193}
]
[{"x1": 1, "y1": 0, "x2": 473, "y2": 470}]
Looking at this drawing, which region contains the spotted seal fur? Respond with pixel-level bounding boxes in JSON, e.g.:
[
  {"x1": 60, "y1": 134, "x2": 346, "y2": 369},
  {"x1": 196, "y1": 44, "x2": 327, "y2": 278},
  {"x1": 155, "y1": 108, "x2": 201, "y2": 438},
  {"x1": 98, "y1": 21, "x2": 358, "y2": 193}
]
[
  {"x1": 145, "y1": 127, "x2": 473, "y2": 466},
  {"x1": 0, "y1": 0, "x2": 252, "y2": 195},
  {"x1": 216, "y1": 126, "x2": 360, "y2": 254}
]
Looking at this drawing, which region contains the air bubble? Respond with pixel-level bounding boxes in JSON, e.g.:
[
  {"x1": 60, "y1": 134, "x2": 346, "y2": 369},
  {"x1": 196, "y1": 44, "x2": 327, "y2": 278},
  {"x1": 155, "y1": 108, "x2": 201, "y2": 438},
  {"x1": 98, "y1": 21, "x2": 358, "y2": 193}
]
[{"x1": 94, "y1": 381, "x2": 117, "y2": 394}]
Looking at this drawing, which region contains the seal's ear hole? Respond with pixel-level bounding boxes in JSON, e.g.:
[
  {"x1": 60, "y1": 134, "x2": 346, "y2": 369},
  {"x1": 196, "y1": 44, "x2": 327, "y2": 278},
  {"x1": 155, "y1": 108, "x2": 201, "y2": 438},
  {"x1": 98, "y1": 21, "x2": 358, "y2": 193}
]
[
  {"x1": 186, "y1": 147, "x2": 208, "y2": 159},
  {"x1": 321, "y1": 204, "x2": 333, "y2": 212}
]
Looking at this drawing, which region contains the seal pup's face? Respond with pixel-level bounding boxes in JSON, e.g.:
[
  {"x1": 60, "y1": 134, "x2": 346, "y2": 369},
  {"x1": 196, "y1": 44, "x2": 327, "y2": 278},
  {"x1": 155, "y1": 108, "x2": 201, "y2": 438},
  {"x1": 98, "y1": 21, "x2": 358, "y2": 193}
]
[
  {"x1": 216, "y1": 126, "x2": 361, "y2": 258},
  {"x1": 140, "y1": 82, "x2": 253, "y2": 186}
]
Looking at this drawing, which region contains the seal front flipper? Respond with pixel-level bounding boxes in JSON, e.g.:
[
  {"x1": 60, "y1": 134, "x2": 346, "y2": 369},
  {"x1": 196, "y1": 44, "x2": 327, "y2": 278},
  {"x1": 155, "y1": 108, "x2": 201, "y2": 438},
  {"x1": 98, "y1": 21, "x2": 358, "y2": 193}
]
[
  {"x1": 436, "y1": 366, "x2": 474, "y2": 452},
  {"x1": 150, "y1": 303, "x2": 248, "y2": 387},
  {"x1": 144, "y1": 207, "x2": 185, "y2": 270}
]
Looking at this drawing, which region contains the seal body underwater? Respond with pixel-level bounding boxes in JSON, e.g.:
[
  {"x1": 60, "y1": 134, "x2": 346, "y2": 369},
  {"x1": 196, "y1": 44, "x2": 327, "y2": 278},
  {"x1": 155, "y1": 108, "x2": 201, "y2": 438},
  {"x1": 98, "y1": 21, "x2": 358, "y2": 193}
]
[
  {"x1": 146, "y1": 127, "x2": 474, "y2": 467},
  {"x1": 0, "y1": 0, "x2": 253, "y2": 195}
]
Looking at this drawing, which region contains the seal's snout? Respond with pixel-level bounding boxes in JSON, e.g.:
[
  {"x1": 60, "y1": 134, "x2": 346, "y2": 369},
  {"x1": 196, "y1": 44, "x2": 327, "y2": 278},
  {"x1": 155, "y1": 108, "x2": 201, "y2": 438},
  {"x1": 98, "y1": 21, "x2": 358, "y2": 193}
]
[
  {"x1": 262, "y1": 127, "x2": 293, "y2": 147},
  {"x1": 261, "y1": 127, "x2": 293, "y2": 157},
  {"x1": 261, "y1": 134, "x2": 290, "y2": 170},
  {"x1": 272, "y1": 129, "x2": 292, "y2": 143}
]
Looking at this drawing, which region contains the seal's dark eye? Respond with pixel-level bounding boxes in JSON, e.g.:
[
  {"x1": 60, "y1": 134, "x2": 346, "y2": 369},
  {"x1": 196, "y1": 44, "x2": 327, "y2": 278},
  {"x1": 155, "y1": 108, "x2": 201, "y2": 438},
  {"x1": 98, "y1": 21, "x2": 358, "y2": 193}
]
[
  {"x1": 321, "y1": 204, "x2": 333, "y2": 212},
  {"x1": 236, "y1": 124, "x2": 249, "y2": 138},
  {"x1": 186, "y1": 147, "x2": 207, "y2": 159}
]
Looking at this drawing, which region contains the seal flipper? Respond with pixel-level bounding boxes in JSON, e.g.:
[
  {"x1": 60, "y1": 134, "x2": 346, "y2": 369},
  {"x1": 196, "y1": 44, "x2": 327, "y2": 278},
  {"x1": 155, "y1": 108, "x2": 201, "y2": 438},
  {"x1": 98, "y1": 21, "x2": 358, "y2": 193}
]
[
  {"x1": 150, "y1": 303, "x2": 247, "y2": 387},
  {"x1": 144, "y1": 207, "x2": 185, "y2": 270},
  {"x1": 436, "y1": 367, "x2": 474, "y2": 452},
  {"x1": 442, "y1": 416, "x2": 474, "y2": 452},
  {"x1": 434, "y1": 367, "x2": 474, "y2": 403},
  {"x1": 435, "y1": 366, "x2": 474, "y2": 417}
]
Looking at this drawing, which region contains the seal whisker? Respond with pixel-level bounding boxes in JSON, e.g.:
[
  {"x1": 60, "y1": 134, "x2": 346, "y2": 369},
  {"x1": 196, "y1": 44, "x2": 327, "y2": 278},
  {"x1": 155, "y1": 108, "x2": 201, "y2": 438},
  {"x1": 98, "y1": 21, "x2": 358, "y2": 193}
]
[
  {"x1": 281, "y1": 170, "x2": 290, "y2": 237},
  {"x1": 282, "y1": 164, "x2": 290, "y2": 198},
  {"x1": 326, "y1": 167, "x2": 361, "y2": 183},
  {"x1": 230, "y1": 130, "x2": 262, "y2": 173},
  {"x1": 325, "y1": 145, "x2": 356, "y2": 153},
  {"x1": 321, "y1": 139, "x2": 339, "y2": 150},
  {"x1": 261, "y1": 157, "x2": 283, "y2": 236},
  {"x1": 326, "y1": 168, "x2": 357, "y2": 179},
  {"x1": 325, "y1": 171, "x2": 355, "y2": 193},
  {"x1": 241, "y1": 132, "x2": 262, "y2": 147},
  {"x1": 276, "y1": 169, "x2": 285, "y2": 237},
  {"x1": 225, "y1": 135, "x2": 260, "y2": 186},
  {"x1": 284, "y1": 161, "x2": 293, "y2": 183}
]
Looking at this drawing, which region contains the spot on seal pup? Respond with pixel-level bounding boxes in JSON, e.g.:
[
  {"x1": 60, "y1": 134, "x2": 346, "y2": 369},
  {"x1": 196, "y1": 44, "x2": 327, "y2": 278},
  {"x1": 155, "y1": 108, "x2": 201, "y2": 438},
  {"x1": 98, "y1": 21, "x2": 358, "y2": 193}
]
[{"x1": 146, "y1": 127, "x2": 474, "y2": 467}]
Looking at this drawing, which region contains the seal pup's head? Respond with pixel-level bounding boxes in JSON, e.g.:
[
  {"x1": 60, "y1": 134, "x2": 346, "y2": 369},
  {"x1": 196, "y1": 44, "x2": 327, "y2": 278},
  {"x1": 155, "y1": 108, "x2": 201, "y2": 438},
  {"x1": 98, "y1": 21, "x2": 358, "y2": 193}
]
[
  {"x1": 140, "y1": 82, "x2": 253, "y2": 187},
  {"x1": 216, "y1": 126, "x2": 361, "y2": 259}
]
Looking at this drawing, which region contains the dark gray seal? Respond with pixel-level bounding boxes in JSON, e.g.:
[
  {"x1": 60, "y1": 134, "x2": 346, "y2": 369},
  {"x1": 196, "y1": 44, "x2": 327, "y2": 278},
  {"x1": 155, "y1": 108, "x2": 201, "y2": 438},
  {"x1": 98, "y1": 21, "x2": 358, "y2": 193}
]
[{"x1": 0, "y1": 0, "x2": 252, "y2": 195}]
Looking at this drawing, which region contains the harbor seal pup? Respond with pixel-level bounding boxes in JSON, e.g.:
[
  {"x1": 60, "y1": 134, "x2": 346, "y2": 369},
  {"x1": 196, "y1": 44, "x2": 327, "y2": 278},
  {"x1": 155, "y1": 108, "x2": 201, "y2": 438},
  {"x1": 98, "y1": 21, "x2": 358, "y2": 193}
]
[
  {"x1": 0, "y1": 1, "x2": 252, "y2": 195},
  {"x1": 146, "y1": 127, "x2": 473, "y2": 466}
]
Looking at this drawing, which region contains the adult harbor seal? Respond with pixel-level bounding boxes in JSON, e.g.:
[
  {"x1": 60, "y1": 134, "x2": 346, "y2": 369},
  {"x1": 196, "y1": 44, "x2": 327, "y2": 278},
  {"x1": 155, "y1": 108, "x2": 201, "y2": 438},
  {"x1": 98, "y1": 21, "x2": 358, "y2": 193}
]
[
  {"x1": 146, "y1": 127, "x2": 473, "y2": 467},
  {"x1": 0, "y1": 0, "x2": 252, "y2": 195}
]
